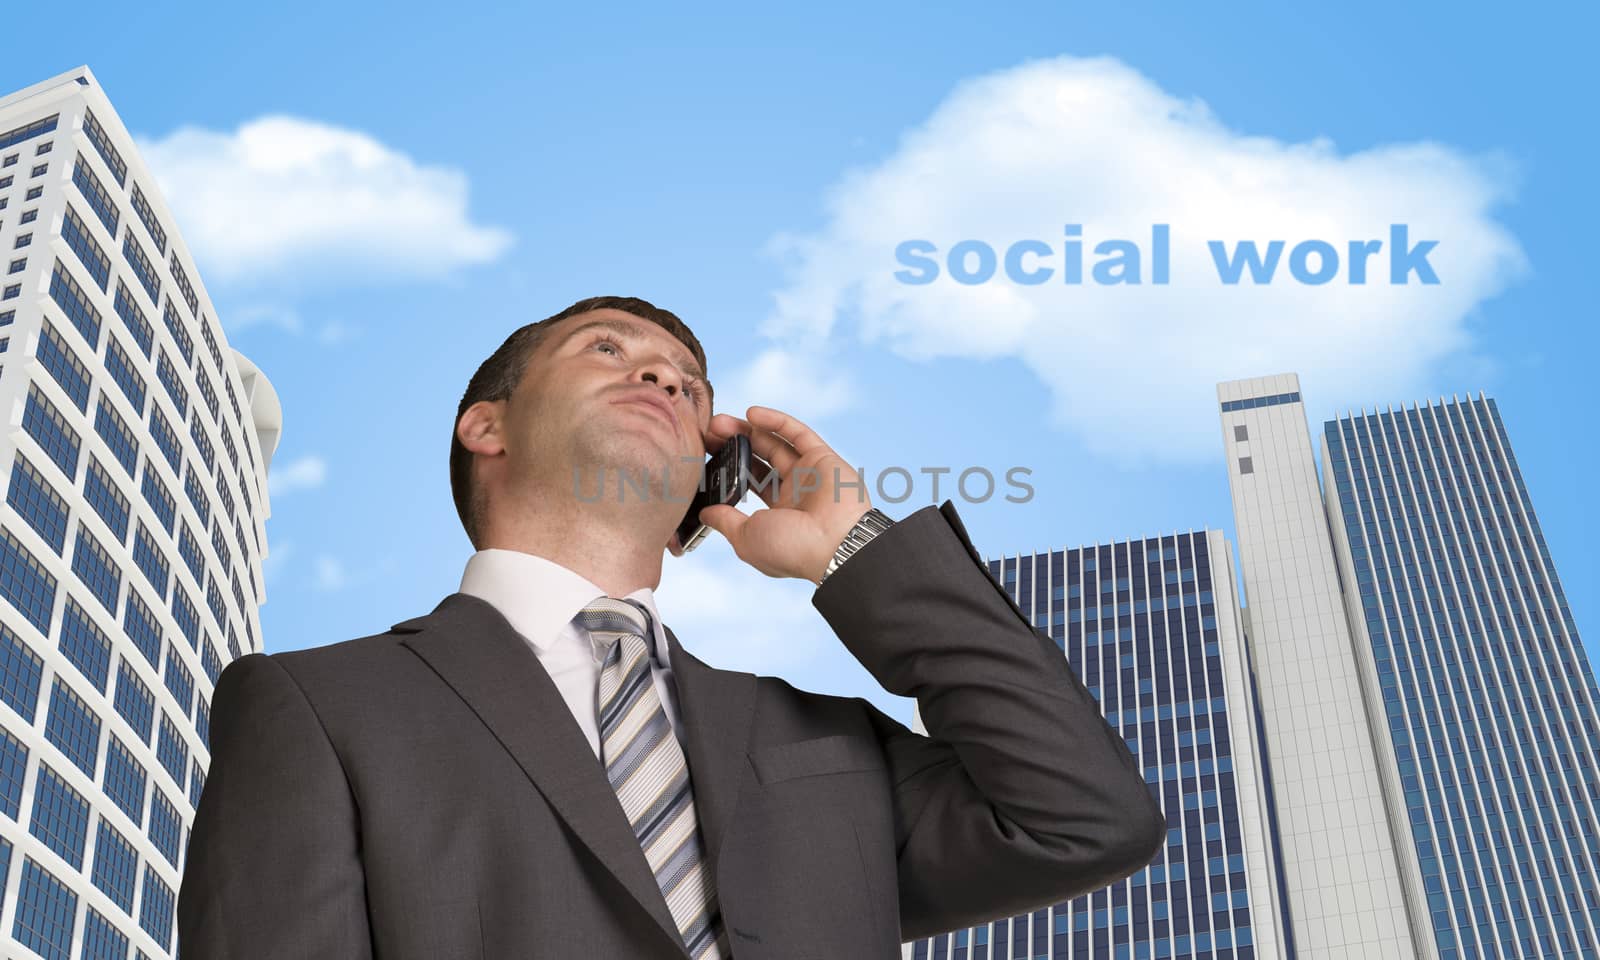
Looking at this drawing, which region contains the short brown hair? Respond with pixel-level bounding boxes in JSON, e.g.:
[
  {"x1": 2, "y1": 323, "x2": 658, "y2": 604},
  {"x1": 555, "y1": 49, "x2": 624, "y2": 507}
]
[{"x1": 450, "y1": 295, "x2": 712, "y2": 548}]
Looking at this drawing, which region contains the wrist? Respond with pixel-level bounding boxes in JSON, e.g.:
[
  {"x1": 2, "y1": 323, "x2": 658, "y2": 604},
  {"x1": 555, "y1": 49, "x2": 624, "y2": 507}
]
[{"x1": 816, "y1": 507, "x2": 895, "y2": 587}]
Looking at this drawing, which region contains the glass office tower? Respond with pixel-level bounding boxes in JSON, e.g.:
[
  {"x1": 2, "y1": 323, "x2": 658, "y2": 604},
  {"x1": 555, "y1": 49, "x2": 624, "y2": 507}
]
[
  {"x1": 0, "y1": 67, "x2": 281, "y2": 959},
  {"x1": 1321, "y1": 394, "x2": 1600, "y2": 959},
  {"x1": 903, "y1": 530, "x2": 1292, "y2": 960}
]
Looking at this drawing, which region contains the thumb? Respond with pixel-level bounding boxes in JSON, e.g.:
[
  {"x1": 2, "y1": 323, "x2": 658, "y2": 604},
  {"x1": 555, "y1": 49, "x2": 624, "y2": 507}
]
[{"x1": 698, "y1": 504, "x2": 747, "y2": 546}]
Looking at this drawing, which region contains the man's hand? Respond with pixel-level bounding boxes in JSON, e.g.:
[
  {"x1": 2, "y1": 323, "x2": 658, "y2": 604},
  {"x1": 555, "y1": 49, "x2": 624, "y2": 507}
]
[{"x1": 695, "y1": 405, "x2": 872, "y2": 585}]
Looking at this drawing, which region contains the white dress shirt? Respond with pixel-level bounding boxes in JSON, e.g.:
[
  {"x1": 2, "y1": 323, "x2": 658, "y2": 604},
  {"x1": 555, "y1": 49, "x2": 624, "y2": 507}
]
[{"x1": 458, "y1": 548, "x2": 685, "y2": 760}]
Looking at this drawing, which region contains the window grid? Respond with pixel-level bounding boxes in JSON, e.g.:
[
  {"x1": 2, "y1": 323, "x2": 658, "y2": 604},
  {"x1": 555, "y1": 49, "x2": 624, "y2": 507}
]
[
  {"x1": 83, "y1": 456, "x2": 131, "y2": 544},
  {"x1": 7, "y1": 451, "x2": 69, "y2": 555},
  {"x1": 122, "y1": 231, "x2": 159, "y2": 303},
  {"x1": 162, "y1": 641, "x2": 193, "y2": 717},
  {"x1": 0, "y1": 622, "x2": 45, "y2": 723},
  {"x1": 44, "y1": 677, "x2": 101, "y2": 778},
  {"x1": 149, "y1": 402, "x2": 181, "y2": 473},
  {"x1": 70, "y1": 521, "x2": 120, "y2": 614},
  {"x1": 0, "y1": 526, "x2": 58, "y2": 634},
  {"x1": 155, "y1": 712, "x2": 186, "y2": 788},
  {"x1": 92, "y1": 394, "x2": 137, "y2": 478},
  {"x1": 22, "y1": 382, "x2": 81, "y2": 479},
  {"x1": 112, "y1": 278, "x2": 153, "y2": 358},
  {"x1": 13, "y1": 855, "x2": 77, "y2": 960},
  {"x1": 140, "y1": 463, "x2": 176, "y2": 535},
  {"x1": 90, "y1": 815, "x2": 137, "y2": 913},
  {"x1": 122, "y1": 589, "x2": 162, "y2": 671},
  {"x1": 177, "y1": 520, "x2": 204, "y2": 585},
  {"x1": 155, "y1": 346, "x2": 188, "y2": 417},
  {"x1": 59, "y1": 594, "x2": 112, "y2": 693},
  {"x1": 28, "y1": 762, "x2": 90, "y2": 870},
  {"x1": 171, "y1": 584, "x2": 199, "y2": 649},
  {"x1": 60, "y1": 204, "x2": 110, "y2": 291},
  {"x1": 112, "y1": 659, "x2": 155, "y2": 746},
  {"x1": 139, "y1": 863, "x2": 175, "y2": 952},
  {"x1": 104, "y1": 333, "x2": 147, "y2": 414},
  {"x1": 47, "y1": 257, "x2": 102, "y2": 347},
  {"x1": 131, "y1": 522, "x2": 170, "y2": 601},
  {"x1": 183, "y1": 463, "x2": 211, "y2": 528},
  {"x1": 0, "y1": 728, "x2": 28, "y2": 819},
  {"x1": 161, "y1": 300, "x2": 194, "y2": 368},
  {"x1": 82, "y1": 904, "x2": 130, "y2": 959},
  {"x1": 36, "y1": 320, "x2": 91, "y2": 412},
  {"x1": 170, "y1": 257, "x2": 198, "y2": 316},
  {"x1": 149, "y1": 786, "x2": 180, "y2": 867},
  {"x1": 82, "y1": 108, "x2": 127, "y2": 185},
  {"x1": 103, "y1": 735, "x2": 147, "y2": 828},
  {"x1": 129, "y1": 182, "x2": 167, "y2": 254}
]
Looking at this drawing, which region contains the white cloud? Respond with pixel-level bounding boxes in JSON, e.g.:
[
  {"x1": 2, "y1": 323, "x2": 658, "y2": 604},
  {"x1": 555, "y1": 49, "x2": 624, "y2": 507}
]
[
  {"x1": 314, "y1": 555, "x2": 348, "y2": 592},
  {"x1": 268, "y1": 454, "x2": 327, "y2": 497},
  {"x1": 136, "y1": 116, "x2": 513, "y2": 285},
  {"x1": 261, "y1": 539, "x2": 294, "y2": 587},
  {"x1": 759, "y1": 55, "x2": 1528, "y2": 463},
  {"x1": 713, "y1": 346, "x2": 858, "y2": 425}
]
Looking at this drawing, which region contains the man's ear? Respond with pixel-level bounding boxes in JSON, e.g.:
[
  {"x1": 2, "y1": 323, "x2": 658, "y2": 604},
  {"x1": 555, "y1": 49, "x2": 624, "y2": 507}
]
[{"x1": 456, "y1": 400, "x2": 507, "y2": 457}]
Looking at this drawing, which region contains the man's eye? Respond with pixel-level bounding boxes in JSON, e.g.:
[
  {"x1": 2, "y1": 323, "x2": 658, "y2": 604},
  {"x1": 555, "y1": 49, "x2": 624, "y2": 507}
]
[{"x1": 594, "y1": 336, "x2": 623, "y2": 356}]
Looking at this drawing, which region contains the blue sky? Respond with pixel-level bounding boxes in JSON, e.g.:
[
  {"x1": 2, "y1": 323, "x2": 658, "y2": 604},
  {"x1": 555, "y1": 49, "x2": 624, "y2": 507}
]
[{"x1": 7, "y1": 2, "x2": 1595, "y2": 726}]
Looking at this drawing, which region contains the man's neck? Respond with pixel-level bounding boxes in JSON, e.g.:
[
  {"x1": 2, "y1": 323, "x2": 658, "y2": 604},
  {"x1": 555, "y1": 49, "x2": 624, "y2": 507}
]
[{"x1": 478, "y1": 492, "x2": 670, "y2": 598}]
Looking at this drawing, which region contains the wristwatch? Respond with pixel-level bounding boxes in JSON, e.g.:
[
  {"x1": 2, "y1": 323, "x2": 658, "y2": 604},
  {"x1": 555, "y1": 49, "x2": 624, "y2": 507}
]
[{"x1": 819, "y1": 507, "x2": 896, "y2": 585}]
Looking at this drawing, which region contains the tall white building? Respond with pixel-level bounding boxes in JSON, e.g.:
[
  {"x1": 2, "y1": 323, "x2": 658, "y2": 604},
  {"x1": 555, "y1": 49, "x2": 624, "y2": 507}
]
[
  {"x1": 1216, "y1": 374, "x2": 1421, "y2": 959},
  {"x1": 904, "y1": 530, "x2": 1292, "y2": 960},
  {"x1": 0, "y1": 67, "x2": 280, "y2": 959}
]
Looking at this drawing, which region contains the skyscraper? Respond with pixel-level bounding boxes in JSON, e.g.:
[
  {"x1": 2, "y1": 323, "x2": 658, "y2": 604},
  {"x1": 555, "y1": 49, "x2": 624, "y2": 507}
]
[
  {"x1": 903, "y1": 530, "x2": 1292, "y2": 960},
  {"x1": 1217, "y1": 374, "x2": 1419, "y2": 959},
  {"x1": 1321, "y1": 393, "x2": 1600, "y2": 959},
  {"x1": 0, "y1": 67, "x2": 281, "y2": 959},
  {"x1": 1219, "y1": 373, "x2": 1600, "y2": 959}
]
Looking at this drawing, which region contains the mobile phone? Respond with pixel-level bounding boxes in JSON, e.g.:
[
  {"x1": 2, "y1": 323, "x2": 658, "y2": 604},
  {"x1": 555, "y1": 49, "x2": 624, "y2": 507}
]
[{"x1": 674, "y1": 434, "x2": 752, "y2": 554}]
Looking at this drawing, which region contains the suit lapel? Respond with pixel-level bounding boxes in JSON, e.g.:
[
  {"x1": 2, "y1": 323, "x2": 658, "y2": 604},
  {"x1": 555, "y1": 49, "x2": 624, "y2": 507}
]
[
  {"x1": 395, "y1": 593, "x2": 686, "y2": 955},
  {"x1": 392, "y1": 593, "x2": 757, "y2": 955},
  {"x1": 661, "y1": 623, "x2": 756, "y2": 873}
]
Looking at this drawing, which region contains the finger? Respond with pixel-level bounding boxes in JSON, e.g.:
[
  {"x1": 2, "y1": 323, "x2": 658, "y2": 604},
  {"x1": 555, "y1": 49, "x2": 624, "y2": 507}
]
[
  {"x1": 746, "y1": 406, "x2": 826, "y2": 458},
  {"x1": 701, "y1": 413, "x2": 744, "y2": 456},
  {"x1": 698, "y1": 503, "x2": 748, "y2": 549},
  {"x1": 743, "y1": 456, "x2": 781, "y2": 508},
  {"x1": 742, "y1": 425, "x2": 800, "y2": 477}
]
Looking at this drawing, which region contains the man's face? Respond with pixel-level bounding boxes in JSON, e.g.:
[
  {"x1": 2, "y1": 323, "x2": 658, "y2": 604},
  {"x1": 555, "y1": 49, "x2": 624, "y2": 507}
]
[{"x1": 497, "y1": 308, "x2": 714, "y2": 507}]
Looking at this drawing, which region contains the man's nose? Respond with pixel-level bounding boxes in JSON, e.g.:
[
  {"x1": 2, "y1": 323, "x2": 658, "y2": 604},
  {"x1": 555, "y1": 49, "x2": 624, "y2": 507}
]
[{"x1": 638, "y1": 364, "x2": 686, "y2": 400}]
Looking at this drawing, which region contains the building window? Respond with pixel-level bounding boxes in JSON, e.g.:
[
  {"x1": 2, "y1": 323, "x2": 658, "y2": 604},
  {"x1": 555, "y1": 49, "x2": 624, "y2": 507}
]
[
  {"x1": 177, "y1": 520, "x2": 205, "y2": 584},
  {"x1": 155, "y1": 712, "x2": 187, "y2": 788},
  {"x1": 93, "y1": 395, "x2": 138, "y2": 478},
  {"x1": 104, "y1": 335, "x2": 147, "y2": 416},
  {"x1": 2, "y1": 283, "x2": 18, "y2": 299},
  {"x1": 210, "y1": 518, "x2": 233, "y2": 573},
  {"x1": 183, "y1": 463, "x2": 211, "y2": 528},
  {"x1": 6, "y1": 258, "x2": 23, "y2": 274},
  {"x1": 70, "y1": 521, "x2": 121, "y2": 611},
  {"x1": 131, "y1": 522, "x2": 170, "y2": 601},
  {"x1": 1239, "y1": 456, "x2": 1254, "y2": 474},
  {"x1": 0, "y1": 528, "x2": 58, "y2": 635},
  {"x1": 112, "y1": 658, "x2": 155, "y2": 745},
  {"x1": 59, "y1": 595, "x2": 112, "y2": 693},
  {"x1": 47, "y1": 258, "x2": 102, "y2": 348},
  {"x1": 70, "y1": 154, "x2": 118, "y2": 234},
  {"x1": 156, "y1": 347, "x2": 188, "y2": 418},
  {"x1": 113, "y1": 279, "x2": 154, "y2": 357},
  {"x1": 139, "y1": 863, "x2": 175, "y2": 952},
  {"x1": 163, "y1": 642, "x2": 194, "y2": 718},
  {"x1": 103, "y1": 735, "x2": 147, "y2": 827},
  {"x1": 189, "y1": 413, "x2": 215, "y2": 473},
  {"x1": 140, "y1": 464, "x2": 176, "y2": 535},
  {"x1": 13, "y1": 856, "x2": 77, "y2": 960},
  {"x1": 170, "y1": 256, "x2": 198, "y2": 316},
  {"x1": 123, "y1": 589, "x2": 162, "y2": 670},
  {"x1": 13, "y1": 233, "x2": 30, "y2": 248},
  {"x1": 0, "y1": 622, "x2": 46, "y2": 723},
  {"x1": 149, "y1": 402, "x2": 181, "y2": 473},
  {"x1": 130, "y1": 183, "x2": 167, "y2": 254},
  {"x1": 82, "y1": 109, "x2": 127, "y2": 185},
  {"x1": 1235, "y1": 424, "x2": 1248, "y2": 441},
  {"x1": 28, "y1": 762, "x2": 90, "y2": 869},
  {"x1": 189, "y1": 759, "x2": 206, "y2": 809},
  {"x1": 35, "y1": 142, "x2": 52, "y2": 156},
  {"x1": 24, "y1": 186, "x2": 42, "y2": 201},
  {"x1": 0, "y1": 155, "x2": 14, "y2": 168},
  {"x1": 90, "y1": 816, "x2": 138, "y2": 912},
  {"x1": 44, "y1": 677, "x2": 101, "y2": 778},
  {"x1": 22, "y1": 383, "x2": 81, "y2": 479},
  {"x1": 60, "y1": 205, "x2": 110, "y2": 291},
  {"x1": 83, "y1": 458, "x2": 131, "y2": 544},
  {"x1": 36, "y1": 321, "x2": 92, "y2": 412},
  {"x1": 29, "y1": 163, "x2": 47, "y2": 178},
  {"x1": 171, "y1": 585, "x2": 200, "y2": 649},
  {"x1": 7, "y1": 452, "x2": 70, "y2": 555},
  {"x1": 122, "y1": 231, "x2": 159, "y2": 303},
  {"x1": 81, "y1": 905, "x2": 129, "y2": 959},
  {"x1": 149, "y1": 787, "x2": 181, "y2": 867},
  {"x1": 206, "y1": 575, "x2": 227, "y2": 629},
  {"x1": 0, "y1": 728, "x2": 28, "y2": 819}
]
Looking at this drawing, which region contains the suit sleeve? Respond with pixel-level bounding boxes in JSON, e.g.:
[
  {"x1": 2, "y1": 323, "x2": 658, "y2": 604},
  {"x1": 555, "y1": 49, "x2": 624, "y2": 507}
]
[
  {"x1": 812, "y1": 500, "x2": 1166, "y2": 941},
  {"x1": 177, "y1": 652, "x2": 373, "y2": 959}
]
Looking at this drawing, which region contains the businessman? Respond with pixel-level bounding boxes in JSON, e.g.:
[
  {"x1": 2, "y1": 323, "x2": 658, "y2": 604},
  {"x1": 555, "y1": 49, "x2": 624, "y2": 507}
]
[{"x1": 176, "y1": 295, "x2": 1165, "y2": 958}]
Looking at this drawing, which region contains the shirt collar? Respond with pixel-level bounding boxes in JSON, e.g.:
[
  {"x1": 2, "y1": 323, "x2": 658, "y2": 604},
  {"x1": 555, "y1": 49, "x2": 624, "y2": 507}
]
[{"x1": 457, "y1": 548, "x2": 672, "y2": 668}]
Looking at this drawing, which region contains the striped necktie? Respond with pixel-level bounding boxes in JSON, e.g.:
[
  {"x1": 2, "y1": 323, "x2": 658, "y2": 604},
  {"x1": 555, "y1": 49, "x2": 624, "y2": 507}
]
[{"x1": 576, "y1": 597, "x2": 730, "y2": 960}]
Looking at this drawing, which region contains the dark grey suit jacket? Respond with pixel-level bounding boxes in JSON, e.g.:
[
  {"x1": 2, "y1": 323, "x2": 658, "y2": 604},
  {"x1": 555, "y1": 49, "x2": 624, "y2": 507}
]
[{"x1": 176, "y1": 500, "x2": 1164, "y2": 958}]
